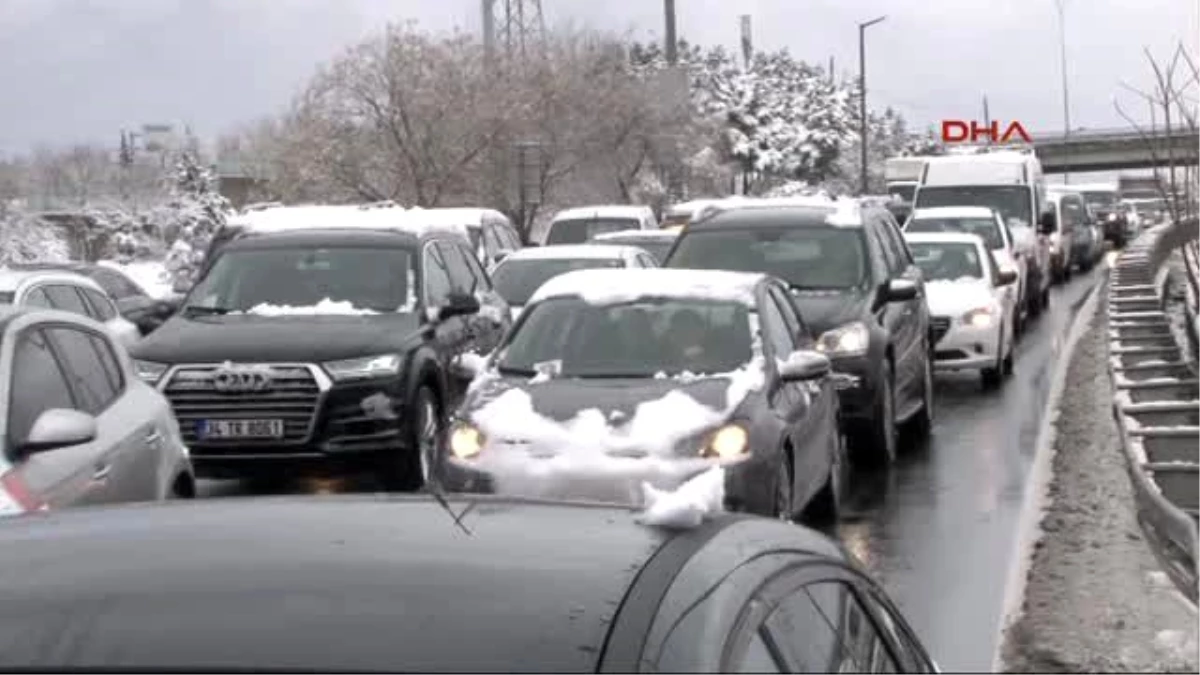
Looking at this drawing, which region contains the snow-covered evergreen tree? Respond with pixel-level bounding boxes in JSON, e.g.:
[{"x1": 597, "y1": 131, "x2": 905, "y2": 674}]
[{"x1": 153, "y1": 150, "x2": 230, "y2": 284}]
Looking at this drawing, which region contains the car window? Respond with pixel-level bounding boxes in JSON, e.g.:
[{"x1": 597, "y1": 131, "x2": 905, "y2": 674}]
[
  {"x1": 92, "y1": 268, "x2": 144, "y2": 299},
  {"x1": 80, "y1": 288, "x2": 118, "y2": 322},
  {"x1": 482, "y1": 225, "x2": 502, "y2": 257},
  {"x1": 88, "y1": 334, "x2": 125, "y2": 394},
  {"x1": 437, "y1": 241, "x2": 480, "y2": 293},
  {"x1": 43, "y1": 285, "x2": 91, "y2": 316},
  {"x1": 456, "y1": 242, "x2": 493, "y2": 292},
  {"x1": 423, "y1": 243, "x2": 454, "y2": 307},
  {"x1": 45, "y1": 327, "x2": 120, "y2": 415},
  {"x1": 757, "y1": 289, "x2": 795, "y2": 358},
  {"x1": 7, "y1": 329, "x2": 77, "y2": 449},
  {"x1": 763, "y1": 587, "x2": 844, "y2": 672},
  {"x1": 806, "y1": 581, "x2": 899, "y2": 673},
  {"x1": 768, "y1": 287, "x2": 809, "y2": 346},
  {"x1": 876, "y1": 221, "x2": 910, "y2": 275},
  {"x1": 735, "y1": 630, "x2": 785, "y2": 673},
  {"x1": 22, "y1": 286, "x2": 53, "y2": 308},
  {"x1": 866, "y1": 226, "x2": 898, "y2": 278},
  {"x1": 882, "y1": 218, "x2": 914, "y2": 268}
]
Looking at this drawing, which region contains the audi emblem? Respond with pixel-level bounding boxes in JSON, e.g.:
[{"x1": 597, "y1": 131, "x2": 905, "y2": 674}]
[{"x1": 212, "y1": 365, "x2": 274, "y2": 393}]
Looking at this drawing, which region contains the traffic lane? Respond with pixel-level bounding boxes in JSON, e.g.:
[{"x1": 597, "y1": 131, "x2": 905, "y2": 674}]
[{"x1": 836, "y1": 266, "x2": 1103, "y2": 672}]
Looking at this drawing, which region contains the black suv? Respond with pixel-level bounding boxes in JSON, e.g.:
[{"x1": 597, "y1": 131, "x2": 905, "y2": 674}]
[
  {"x1": 663, "y1": 200, "x2": 934, "y2": 466},
  {"x1": 129, "y1": 228, "x2": 511, "y2": 488}
]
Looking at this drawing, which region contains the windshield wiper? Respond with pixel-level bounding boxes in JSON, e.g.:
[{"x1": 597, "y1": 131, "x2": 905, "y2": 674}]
[
  {"x1": 183, "y1": 305, "x2": 234, "y2": 317},
  {"x1": 789, "y1": 283, "x2": 846, "y2": 291},
  {"x1": 497, "y1": 365, "x2": 537, "y2": 377}
]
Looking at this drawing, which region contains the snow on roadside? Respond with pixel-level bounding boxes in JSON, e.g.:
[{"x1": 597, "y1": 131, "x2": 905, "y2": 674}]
[{"x1": 98, "y1": 259, "x2": 173, "y2": 299}]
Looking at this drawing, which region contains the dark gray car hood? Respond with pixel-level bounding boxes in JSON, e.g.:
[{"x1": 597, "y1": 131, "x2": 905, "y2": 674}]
[{"x1": 467, "y1": 375, "x2": 737, "y2": 424}]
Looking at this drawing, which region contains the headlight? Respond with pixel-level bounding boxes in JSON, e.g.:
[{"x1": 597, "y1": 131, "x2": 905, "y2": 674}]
[
  {"x1": 133, "y1": 359, "x2": 169, "y2": 385},
  {"x1": 962, "y1": 307, "x2": 995, "y2": 328},
  {"x1": 322, "y1": 354, "x2": 402, "y2": 382},
  {"x1": 450, "y1": 423, "x2": 486, "y2": 459},
  {"x1": 815, "y1": 321, "x2": 870, "y2": 357},
  {"x1": 1108, "y1": 213, "x2": 1117, "y2": 222},
  {"x1": 701, "y1": 424, "x2": 749, "y2": 460}
]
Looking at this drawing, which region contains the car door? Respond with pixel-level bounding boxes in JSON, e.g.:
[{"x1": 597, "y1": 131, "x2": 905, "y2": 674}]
[
  {"x1": 43, "y1": 325, "x2": 156, "y2": 503},
  {"x1": 4, "y1": 325, "x2": 108, "y2": 509},
  {"x1": 422, "y1": 241, "x2": 473, "y2": 404},
  {"x1": 865, "y1": 225, "x2": 912, "y2": 398},
  {"x1": 443, "y1": 239, "x2": 508, "y2": 355},
  {"x1": 39, "y1": 283, "x2": 91, "y2": 319},
  {"x1": 877, "y1": 217, "x2": 926, "y2": 404},
  {"x1": 77, "y1": 286, "x2": 140, "y2": 348}
]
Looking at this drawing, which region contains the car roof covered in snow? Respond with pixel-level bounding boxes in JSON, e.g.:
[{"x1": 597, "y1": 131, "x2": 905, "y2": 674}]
[
  {"x1": 0, "y1": 494, "x2": 845, "y2": 671},
  {"x1": 592, "y1": 229, "x2": 679, "y2": 241},
  {"x1": 225, "y1": 204, "x2": 477, "y2": 240},
  {"x1": 219, "y1": 227, "x2": 426, "y2": 250},
  {"x1": 0, "y1": 267, "x2": 106, "y2": 294},
  {"x1": 903, "y1": 231, "x2": 990, "y2": 248},
  {"x1": 529, "y1": 267, "x2": 766, "y2": 306},
  {"x1": 552, "y1": 204, "x2": 653, "y2": 222},
  {"x1": 501, "y1": 244, "x2": 642, "y2": 261},
  {"x1": 686, "y1": 199, "x2": 865, "y2": 230},
  {"x1": 910, "y1": 206, "x2": 998, "y2": 220}
]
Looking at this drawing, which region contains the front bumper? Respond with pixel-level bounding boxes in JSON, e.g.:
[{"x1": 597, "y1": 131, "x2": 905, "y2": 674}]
[
  {"x1": 157, "y1": 363, "x2": 413, "y2": 478},
  {"x1": 930, "y1": 318, "x2": 1000, "y2": 371},
  {"x1": 445, "y1": 448, "x2": 776, "y2": 515}
]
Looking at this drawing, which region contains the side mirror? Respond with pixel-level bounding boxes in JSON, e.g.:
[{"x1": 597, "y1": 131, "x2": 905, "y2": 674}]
[
  {"x1": 19, "y1": 409, "x2": 98, "y2": 456},
  {"x1": 437, "y1": 292, "x2": 481, "y2": 320},
  {"x1": 779, "y1": 350, "x2": 832, "y2": 382},
  {"x1": 996, "y1": 269, "x2": 1018, "y2": 286},
  {"x1": 1038, "y1": 211, "x2": 1057, "y2": 235},
  {"x1": 884, "y1": 278, "x2": 919, "y2": 302}
]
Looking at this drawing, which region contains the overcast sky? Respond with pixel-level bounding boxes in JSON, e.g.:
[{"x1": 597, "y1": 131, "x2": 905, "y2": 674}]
[{"x1": 0, "y1": 0, "x2": 1195, "y2": 156}]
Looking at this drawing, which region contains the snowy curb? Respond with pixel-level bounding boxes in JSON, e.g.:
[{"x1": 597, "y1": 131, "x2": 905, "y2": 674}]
[{"x1": 991, "y1": 264, "x2": 1104, "y2": 671}]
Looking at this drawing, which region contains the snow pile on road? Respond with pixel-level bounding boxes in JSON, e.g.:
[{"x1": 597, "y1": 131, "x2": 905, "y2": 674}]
[
  {"x1": 529, "y1": 268, "x2": 762, "y2": 306},
  {"x1": 637, "y1": 467, "x2": 726, "y2": 529},
  {"x1": 98, "y1": 259, "x2": 173, "y2": 298},
  {"x1": 240, "y1": 298, "x2": 381, "y2": 316}
]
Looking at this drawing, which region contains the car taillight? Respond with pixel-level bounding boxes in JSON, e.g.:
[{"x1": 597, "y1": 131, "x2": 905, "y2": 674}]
[{"x1": 0, "y1": 472, "x2": 45, "y2": 516}]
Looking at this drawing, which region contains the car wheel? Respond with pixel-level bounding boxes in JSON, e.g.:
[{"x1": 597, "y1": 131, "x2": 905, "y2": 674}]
[
  {"x1": 981, "y1": 328, "x2": 1004, "y2": 389},
  {"x1": 852, "y1": 363, "x2": 897, "y2": 468},
  {"x1": 801, "y1": 436, "x2": 844, "y2": 527},
  {"x1": 381, "y1": 385, "x2": 442, "y2": 492},
  {"x1": 1040, "y1": 285, "x2": 1051, "y2": 311},
  {"x1": 908, "y1": 347, "x2": 934, "y2": 440},
  {"x1": 1002, "y1": 336, "x2": 1015, "y2": 376},
  {"x1": 774, "y1": 450, "x2": 795, "y2": 522}
]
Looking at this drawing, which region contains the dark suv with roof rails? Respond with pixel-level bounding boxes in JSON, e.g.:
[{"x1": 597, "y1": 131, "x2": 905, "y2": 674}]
[
  {"x1": 129, "y1": 227, "x2": 511, "y2": 489},
  {"x1": 663, "y1": 200, "x2": 934, "y2": 467}
]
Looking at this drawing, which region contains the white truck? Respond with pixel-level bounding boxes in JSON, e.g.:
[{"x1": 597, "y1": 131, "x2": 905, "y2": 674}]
[
  {"x1": 884, "y1": 157, "x2": 928, "y2": 203},
  {"x1": 913, "y1": 150, "x2": 1055, "y2": 325}
]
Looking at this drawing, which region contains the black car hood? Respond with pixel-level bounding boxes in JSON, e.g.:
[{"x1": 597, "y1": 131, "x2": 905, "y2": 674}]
[
  {"x1": 789, "y1": 288, "x2": 872, "y2": 334},
  {"x1": 130, "y1": 313, "x2": 423, "y2": 363}
]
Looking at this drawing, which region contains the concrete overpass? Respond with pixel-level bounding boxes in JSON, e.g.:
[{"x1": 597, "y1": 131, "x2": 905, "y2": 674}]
[{"x1": 1029, "y1": 126, "x2": 1199, "y2": 174}]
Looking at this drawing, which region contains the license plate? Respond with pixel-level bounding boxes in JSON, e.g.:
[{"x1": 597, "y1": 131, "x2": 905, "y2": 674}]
[{"x1": 197, "y1": 419, "x2": 284, "y2": 440}]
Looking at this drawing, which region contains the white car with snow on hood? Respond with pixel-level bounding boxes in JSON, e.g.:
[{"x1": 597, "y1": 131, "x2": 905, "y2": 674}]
[
  {"x1": 904, "y1": 232, "x2": 1018, "y2": 388},
  {"x1": 490, "y1": 244, "x2": 658, "y2": 321},
  {"x1": 442, "y1": 268, "x2": 846, "y2": 524}
]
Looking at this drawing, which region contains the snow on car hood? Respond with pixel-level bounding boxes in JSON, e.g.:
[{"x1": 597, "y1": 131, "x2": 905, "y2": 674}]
[
  {"x1": 234, "y1": 298, "x2": 385, "y2": 316},
  {"x1": 923, "y1": 277, "x2": 995, "y2": 317},
  {"x1": 464, "y1": 359, "x2": 766, "y2": 458}
]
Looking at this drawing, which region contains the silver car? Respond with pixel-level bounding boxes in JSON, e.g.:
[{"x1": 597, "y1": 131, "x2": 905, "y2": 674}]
[
  {"x1": 0, "y1": 268, "x2": 142, "y2": 348},
  {"x1": 0, "y1": 306, "x2": 193, "y2": 515}
]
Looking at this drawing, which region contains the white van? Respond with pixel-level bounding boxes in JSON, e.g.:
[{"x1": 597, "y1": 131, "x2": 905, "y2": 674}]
[
  {"x1": 913, "y1": 151, "x2": 1054, "y2": 319},
  {"x1": 884, "y1": 157, "x2": 928, "y2": 203},
  {"x1": 544, "y1": 205, "x2": 657, "y2": 245}
]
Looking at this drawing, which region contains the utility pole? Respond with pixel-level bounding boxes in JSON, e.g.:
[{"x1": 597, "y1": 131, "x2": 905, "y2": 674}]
[
  {"x1": 829, "y1": 56, "x2": 835, "y2": 84},
  {"x1": 982, "y1": 95, "x2": 991, "y2": 146},
  {"x1": 1054, "y1": 0, "x2": 1072, "y2": 184},
  {"x1": 664, "y1": 0, "x2": 677, "y2": 65},
  {"x1": 482, "y1": 0, "x2": 495, "y2": 59},
  {"x1": 858, "y1": 15, "x2": 887, "y2": 195},
  {"x1": 740, "y1": 15, "x2": 753, "y2": 69}
]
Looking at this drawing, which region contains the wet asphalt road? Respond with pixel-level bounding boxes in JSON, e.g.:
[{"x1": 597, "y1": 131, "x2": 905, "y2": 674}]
[
  {"x1": 836, "y1": 265, "x2": 1104, "y2": 672},
  {"x1": 197, "y1": 265, "x2": 1104, "y2": 671}
]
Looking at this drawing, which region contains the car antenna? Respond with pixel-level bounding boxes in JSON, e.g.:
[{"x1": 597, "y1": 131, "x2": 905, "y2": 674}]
[{"x1": 425, "y1": 470, "x2": 476, "y2": 536}]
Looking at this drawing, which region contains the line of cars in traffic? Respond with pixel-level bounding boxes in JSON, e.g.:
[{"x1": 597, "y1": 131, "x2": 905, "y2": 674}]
[{"x1": 0, "y1": 199, "x2": 948, "y2": 671}]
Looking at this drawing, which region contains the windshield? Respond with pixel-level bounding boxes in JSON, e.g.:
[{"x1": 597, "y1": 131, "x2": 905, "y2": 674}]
[
  {"x1": 546, "y1": 218, "x2": 640, "y2": 244},
  {"x1": 491, "y1": 258, "x2": 624, "y2": 306},
  {"x1": 1081, "y1": 191, "x2": 1119, "y2": 208},
  {"x1": 591, "y1": 237, "x2": 673, "y2": 263},
  {"x1": 914, "y1": 186, "x2": 1033, "y2": 225},
  {"x1": 499, "y1": 296, "x2": 753, "y2": 378},
  {"x1": 907, "y1": 216, "x2": 1003, "y2": 249},
  {"x1": 666, "y1": 226, "x2": 869, "y2": 290},
  {"x1": 908, "y1": 242, "x2": 985, "y2": 282},
  {"x1": 888, "y1": 184, "x2": 916, "y2": 202},
  {"x1": 185, "y1": 246, "x2": 416, "y2": 314}
]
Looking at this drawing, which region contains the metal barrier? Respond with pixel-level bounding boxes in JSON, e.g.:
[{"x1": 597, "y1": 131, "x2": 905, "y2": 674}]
[{"x1": 1106, "y1": 217, "x2": 1200, "y2": 603}]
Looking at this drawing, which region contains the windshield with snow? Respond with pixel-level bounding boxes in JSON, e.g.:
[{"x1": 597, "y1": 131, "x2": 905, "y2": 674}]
[
  {"x1": 185, "y1": 246, "x2": 416, "y2": 315},
  {"x1": 914, "y1": 186, "x2": 1033, "y2": 226},
  {"x1": 491, "y1": 258, "x2": 624, "y2": 306},
  {"x1": 908, "y1": 242, "x2": 985, "y2": 282},
  {"x1": 546, "y1": 218, "x2": 640, "y2": 244},
  {"x1": 907, "y1": 216, "x2": 1004, "y2": 249},
  {"x1": 498, "y1": 296, "x2": 753, "y2": 378},
  {"x1": 666, "y1": 227, "x2": 869, "y2": 290}
]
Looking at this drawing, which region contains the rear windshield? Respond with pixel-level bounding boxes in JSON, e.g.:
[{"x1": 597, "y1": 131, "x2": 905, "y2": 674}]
[
  {"x1": 914, "y1": 185, "x2": 1032, "y2": 226},
  {"x1": 546, "y1": 218, "x2": 640, "y2": 245},
  {"x1": 906, "y1": 216, "x2": 1003, "y2": 249},
  {"x1": 666, "y1": 226, "x2": 869, "y2": 290},
  {"x1": 908, "y1": 242, "x2": 985, "y2": 282},
  {"x1": 491, "y1": 258, "x2": 624, "y2": 305},
  {"x1": 590, "y1": 237, "x2": 673, "y2": 264}
]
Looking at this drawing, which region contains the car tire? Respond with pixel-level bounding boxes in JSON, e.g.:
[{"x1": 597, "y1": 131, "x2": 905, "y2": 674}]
[
  {"x1": 381, "y1": 385, "x2": 442, "y2": 492},
  {"x1": 801, "y1": 437, "x2": 843, "y2": 527},
  {"x1": 773, "y1": 450, "x2": 795, "y2": 522},
  {"x1": 1040, "y1": 285, "x2": 1051, "y2": 311},
  {"x1": 908, "y1": 347, "x2": 934, "y2": 440},
  {"x1": 852, "y1": 363, "x2": 897, "y2": 468}
]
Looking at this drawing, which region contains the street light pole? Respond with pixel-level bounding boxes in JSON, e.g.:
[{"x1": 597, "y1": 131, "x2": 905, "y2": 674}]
[
  {"x1": 664, "y1": 0, "x2": 677, "y2": 65},
  {"x1": 858, "y1": 15, "x2": 886, "y2": 195},
  {"x1": 1055, "y1": 0, "x2": 1072, "y2": 184}
]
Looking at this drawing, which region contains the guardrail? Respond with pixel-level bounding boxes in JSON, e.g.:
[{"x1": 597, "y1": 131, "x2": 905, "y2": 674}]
[{"x1": 1106, "y1": 217, "x2": 1200, "y2": 603}]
